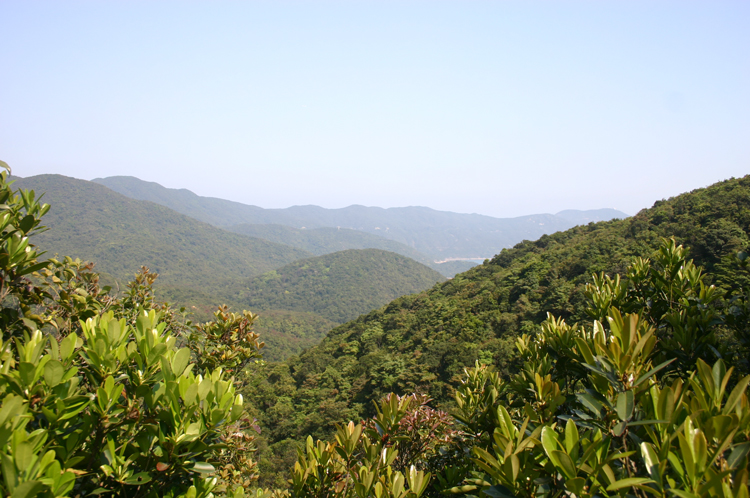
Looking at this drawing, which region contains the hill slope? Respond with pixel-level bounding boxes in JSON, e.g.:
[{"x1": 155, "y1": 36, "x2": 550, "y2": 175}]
[
  {"x1": 226, "y1": 223, "x2": 476, "y2": 277},
  {"x1": 237, "y1": 249, "x2": 446, "y2": 324},
  {"x1": 12, "y1": 175, "x2": 312, "y2": 314},
  {"x1": 247, "y1": 175, "x2": 750, "y2": 456},
  {"x1": 94, "y1": 175, "x2": 629, "y2": 260}
]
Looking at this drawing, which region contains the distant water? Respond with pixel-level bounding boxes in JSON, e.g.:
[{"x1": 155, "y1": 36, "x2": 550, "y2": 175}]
[{"x1": 435, "y1": 258, "x2": 487, "y2": 265}]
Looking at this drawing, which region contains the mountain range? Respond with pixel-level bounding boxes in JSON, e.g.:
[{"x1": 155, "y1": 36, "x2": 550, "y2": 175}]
[
  {"x1": 93, "y1": 175, "x2": 629, "y2": 261},
  {"x1": 11, "y1": 172, "x2": 629, "y2": 361}
]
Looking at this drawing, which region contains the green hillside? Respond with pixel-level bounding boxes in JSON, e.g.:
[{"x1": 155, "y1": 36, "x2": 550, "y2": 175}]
[
  {"x1": 227, "y1": 223, "x2": 477, "y2": 277},
  {"x1": 237, "y1": 249, "x2": 446, "y2": 324},
  {"x1": 246, "y1": 175, "x2": 750, "y2": 481},
  {"x1": 11, "y1": 175, "x2": 449, "y2": 361},
  {"x1": 252, "y1": 310, "x2": 339, "y2": 362},
  {"x1": 94, "y1": 175, "x2": 629, "y2": 260},
  {"x1": 11, "y1": 175, "x2": 312, "y2": 316}
]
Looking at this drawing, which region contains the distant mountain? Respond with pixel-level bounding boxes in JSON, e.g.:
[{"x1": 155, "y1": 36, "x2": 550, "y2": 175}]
[
  {"x1": 92, "y1": 175, "x2": 271, "y2": 227},
  {"x1": 236, "y1": 249, "x2": 446, "y2": 324},
  {"x1": 556, "y1": 208, "x2": 629, "y2": 225},
  {"x1": 93, "y1": 175, "x2": 629, "y2": 260},
  {"x1": 12, "y1": 175, "x2": 312, "y2": 316},
  {"x1": 226, "y1": 223, "x2": 475, "y2": 277}
]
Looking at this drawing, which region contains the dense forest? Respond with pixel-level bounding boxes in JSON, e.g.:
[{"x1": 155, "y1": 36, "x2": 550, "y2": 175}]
[
  {"x1": 237, "y1": 249, "x2": 445, "y2": 323},
  {"x1": 1, "y1": 165, "x2": 748, "y2": 498},
  {"x1": 243, "y1": 175, "x2": 750, "y2": 488},
  {"x1": 237, "y1": 249, "x2": 445, "y2": 361}
]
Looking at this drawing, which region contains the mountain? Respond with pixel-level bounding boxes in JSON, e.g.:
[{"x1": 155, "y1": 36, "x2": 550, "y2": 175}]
[
  {"x1": 237, "y1": 249, "x2": 446, "y2": 324},
  {"x1": 226, "y1": 223, "x2": 477, "y2": 277},
  {"x1": 11, "y1": 174, "x2": 312, "y2": 316},
  {"x1": 93, "y1": 176, "x2": 628, "y2": 260},
  {"x1": 245, "y1": 175, "x2": 750, "y2": 479},
  {"x1": 11, "y1": 175, "x2": 451, "y2": 361},
  {"x1": 92, "y1": 175, "x2": 270, "y2": 227}
]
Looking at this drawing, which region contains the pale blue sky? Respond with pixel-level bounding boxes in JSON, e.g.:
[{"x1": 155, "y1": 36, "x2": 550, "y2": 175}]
[{"x1": 1, "y1": 1, "x2": 748, "y2": 217}]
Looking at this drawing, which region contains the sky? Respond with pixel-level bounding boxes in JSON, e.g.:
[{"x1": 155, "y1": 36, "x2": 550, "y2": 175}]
[{"x1": 1, "y1": 1, "x2": 748, "y2": 218}]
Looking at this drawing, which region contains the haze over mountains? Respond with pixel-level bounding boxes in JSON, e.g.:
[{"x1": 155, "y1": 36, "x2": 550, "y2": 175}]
[{"x1": 93, "y1": 176, "x2": 629, "y2": 261}]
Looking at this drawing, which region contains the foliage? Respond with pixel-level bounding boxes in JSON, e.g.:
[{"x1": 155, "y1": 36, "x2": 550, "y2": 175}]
[
  {"x1": 0, "y1": 164, "x2": 260, "y2": 497},
  {"x1": 290, "y1": 394, "x2": 452, "y2": 498},
  {"x1": 285, "y1": 240, "x2": 750, "y2": 497},
  {"x1": 453, "y1": 313, "x2": 750, "y2": 497}
]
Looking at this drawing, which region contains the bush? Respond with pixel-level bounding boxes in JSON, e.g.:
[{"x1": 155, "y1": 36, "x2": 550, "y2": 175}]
[{"x1": 0, "y1": 162, "x2": 260, "y2": 497}]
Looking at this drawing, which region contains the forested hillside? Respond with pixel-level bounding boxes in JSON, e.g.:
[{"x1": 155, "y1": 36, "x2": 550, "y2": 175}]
[
  {"x1": 95, "y1": 175, "x2": 628, "y2": 260},
  {"x1": 246, "y1": 175, "x2": 750, "y2": 484},
  {"x1": 251, "y1": 310, "x2": 339, "y2": 362},
  {"x1": 11, "y1": 175, "x2": 453, "y2": 361},
  {"x1": 12, "y1": 174, "x2": 312, "y2": 317},
  {"x1": 239, "y1": 249, "x2": 445, "y2": 360},
  {"x1": 238, "y1": 249, "x2": 445, "y2": 323}
]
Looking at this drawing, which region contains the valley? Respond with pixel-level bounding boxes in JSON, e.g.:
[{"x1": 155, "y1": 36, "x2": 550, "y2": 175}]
[{"x1": 2, "y1": 166, "x2": 749, "y2": 496}]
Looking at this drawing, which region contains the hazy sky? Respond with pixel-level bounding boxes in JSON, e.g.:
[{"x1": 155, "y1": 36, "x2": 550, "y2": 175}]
[{"x1": 1, "y1": 1, "x2": 748, "y2": 218}]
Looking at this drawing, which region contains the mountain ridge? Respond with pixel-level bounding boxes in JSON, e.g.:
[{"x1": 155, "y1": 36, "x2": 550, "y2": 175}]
[{"x1": 93, "y1": 175, "x2": 629, "y2": 260}]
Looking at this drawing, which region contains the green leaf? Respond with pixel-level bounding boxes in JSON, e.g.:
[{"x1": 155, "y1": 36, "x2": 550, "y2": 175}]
[
  {"x1": 640, "y1": 442, "x2": 662, "y2": 488},
  {"x1": 727, "y1": 442, "x2": 750, "y2": 469},
  {"x1": 15, "y1": 260, "x2": 50, "y2": 277},
  {"x1": 606, "y1": 477, "x2": 655, "y2": 491},
  {"x1": 541, "y1": 427, "x2": 560, "y2": 460},
  {"x1": 668, "y1": 490, "x2": 700, "y2": 498},
  {"x1": 613, "y1": 421, "x2": 627, "y2": 437},
  {"x1": 17, "y1": 362, "x2": 37, "y2": 387},
  {"x1": 198, "y1": 378, "x2": 212, "y2": 400},
  {"x1": 616, "y1": 390, "x2": 634, "y2": 421},
  {"x1": 577, "y1": 390, "x2": 607, "y2": 415},
  {"x1": 723, "y1": 375, "x2": 750, "y2": 415},
  {"x1": 627, "y1": 419, "x2": 669, "y2": 427},
  {"x1": 634, "y1": 359, "x2": 676, "y2": 387},
  {"x1": 565, "y1": 477, "x2": 585, "y2": 496},
  {"x1": 124, "y1": 472, "x2": 152, "y2": 485},
  {"x1": 564, "y1": 418, "x2": 579, "y2": 456},
  {"x1": 15, "y1": 441, "x2": 34, "y2": 471},
  {"x1": 482, "y1": 485, "x2": 515, "y2": 498},
  {"x1": 182, "y1": 383, "x2": 198, "y2": 406},
  {"x1": 59, "y1": 334, "x2": 77, "y2": 361},
  {"x1": 10, "y1": 481, "x2": 45, "y2": 498},
  {"x1": 171, "y1": 348, "x2": 191, "y2": 377},
  {"x1": 191, "y1": 462, "x2": 215, "y2": 474},
  {"x1": 551, "y1": 450, "x2": 577, "y2": 480},
  {"x1": 43, "y1": 360, "x2": 65, "y2": 387}
]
